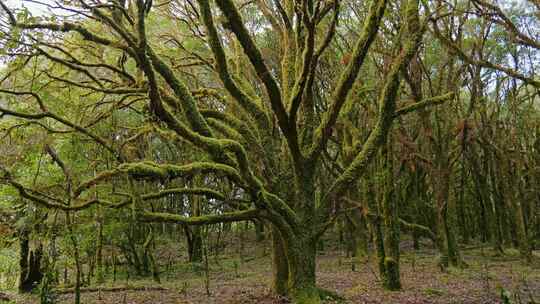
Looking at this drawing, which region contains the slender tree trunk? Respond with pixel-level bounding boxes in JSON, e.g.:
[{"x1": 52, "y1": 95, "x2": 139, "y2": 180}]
[
  {"x1": 411, "y1": 170, "x2": 424, "y2": 250},
  {"x1": 435, "y1": 199, "x2": 450, "y2": 269},
  {"x1": 187, "y1": 182, "x2": 203, "y2": 263},
  {"x1": 433, "y1": 162, "x2": 461, "y2": 269},
  {"x1": 469, "y1": 145, "x2": 494, "y2": 244},
  {"x1": 381, "y1": 137, "x2": 400, "y2": 290},
  {"x1": 365, "y1": 179, "x2": 386, "y2": 278},
  {"x1": 96, "y1": 205, "x2": 104, "y2": 283},
  {"x1": 66, "y1": 212, "x2": 81, "y2": 304},
  {"x1": 344, "y1": 212, "x2": 368, "y2": 264},
  {"x1": 457, "y1": 161, "x2": 469, "y2": 244},
  {"x1": 512, "y1": 199, "x2": 532, "y2": 262},
  {"x1": 499, "y1": 157, "x2": 532, "y2": 262},
  {"x1": 254, "y1": 220, "x2": 265, "y2": 242},
  {"x1": 185, "y1": 226, "x2": 203, "y2": 263},
  {"x1": 489, "y1": 154, "x2": 507, "y2": 252},
  {"x1": 446, "y1": 191, "x2": 461, "y2": 266},
  {"x1": 507, "y1": 181, "x2": 532, "y2": 262},
  {"x1": 112, "y1": 252, "x2": 117, "y2": 283}
]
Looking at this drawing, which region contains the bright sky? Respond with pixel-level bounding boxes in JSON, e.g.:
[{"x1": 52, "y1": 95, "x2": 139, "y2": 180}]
[
  {"x1": 4, "y1": 0, "x2": 533, "y2": 17},
  {"x1": 4, "y1": 0, "x2": 56, "y2": 16}
]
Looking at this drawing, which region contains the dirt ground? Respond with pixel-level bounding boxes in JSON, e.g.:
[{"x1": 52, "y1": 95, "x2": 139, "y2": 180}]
[{"x1": 6, "y1": 246, "x2": 540, "y2": 304}]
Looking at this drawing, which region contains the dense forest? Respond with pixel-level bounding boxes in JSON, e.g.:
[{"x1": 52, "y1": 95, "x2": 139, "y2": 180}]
[{"x1": 0, "y1": 0, "x2": 539, "y2": 303}]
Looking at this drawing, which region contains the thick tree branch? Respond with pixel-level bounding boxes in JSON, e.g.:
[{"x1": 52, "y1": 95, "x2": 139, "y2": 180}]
[
  {"x1": 394, "y1": 92, "x2": 454, "y2": 118},
  {"x1": 197, "y1": 0, "x2": 271, "y2": 132},
  {"x1": 140, "y1": 208, "x2": 260, "y2": 225},
  {"x1": 318, "y1": 0, "x2": 423, "y2": 223},
  {"x1": 214, "y1": 0, "x2": 303, "y2": 164},
  {"x1": 308, "y1": 0, "x2": 387, "y2": 161},
  {"x1": 73, "y1": 161, "x2": 244, "y2": 197},
  {"x1": 142, "y1": 187, "x2": 227, "y2": 202}
]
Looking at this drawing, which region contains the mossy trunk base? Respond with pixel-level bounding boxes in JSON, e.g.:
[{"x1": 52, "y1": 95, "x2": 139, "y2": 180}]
[
  {"x1": 383, "y1": 257, "x2": 401, "y2": 290},
  {"x1": 291, "y1": 286, "x2": 321, "y2": 304}
]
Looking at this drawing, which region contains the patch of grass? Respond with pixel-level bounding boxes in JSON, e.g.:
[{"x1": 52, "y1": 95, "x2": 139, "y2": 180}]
[{"x1": 445, "y1": 265, "x2": 471, "y2": 279}]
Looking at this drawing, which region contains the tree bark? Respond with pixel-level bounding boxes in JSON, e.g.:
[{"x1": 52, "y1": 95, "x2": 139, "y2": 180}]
[
  {"x1": 18, "y1": 229, "x2": 43, "y2": 293},
  {"x1": 285, "y1": 234, "x2": 319, "y2": 304},
  {"x1": 381, "y1": 137, "x2": 401, "y2": 290},
  {"x1": 271, "y1": 227, "x2": 289, "y2": 296}
]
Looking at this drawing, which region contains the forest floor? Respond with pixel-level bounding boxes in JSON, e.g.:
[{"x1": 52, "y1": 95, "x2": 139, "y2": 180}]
[{"x1": 5, "y1": 242, "x2": 540, "y2": 304}]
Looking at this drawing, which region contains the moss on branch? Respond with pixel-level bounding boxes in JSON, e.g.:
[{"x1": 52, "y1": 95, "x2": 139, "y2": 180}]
[
  {"x1": 394, "y1": 93, "x2": 454, "y2": 118},
  {"x1": 196, "y1": 0, "x2": 271, "y2": 131},
  {"x1": 142, "y1": 187, "x2": 226, "y2": 201},
  {"x1": 140, "y1": 209, "x2": 260, "y2": 225},
  {"x1": 318, "y1": 0, "x2": 423, "y2": 225},
  {"x1": 308, "y1": 0, "x2": 388, "y2": 161}
]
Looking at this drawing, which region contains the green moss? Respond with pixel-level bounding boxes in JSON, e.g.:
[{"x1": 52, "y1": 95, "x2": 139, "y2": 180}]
[
  {"x1": 117, "y1": 161, "x2": 243, "y2": 184},
  {"x1": 140, "y1": 208, "x2": 259, "y2": 225},
  {"x1": 147, "y1": 49, "x2": 213, "y2": 138},
  {"x1": 119, "y1": 162, "x2": 167, "y2": 179},
  {"x1": 291, "y1": 286, "x2": 321, "y2": 304}
]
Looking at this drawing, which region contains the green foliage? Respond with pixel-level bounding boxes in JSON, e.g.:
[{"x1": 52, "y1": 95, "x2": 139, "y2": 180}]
[
  {"x1": 38, "y1": 270, "x2": 58, "y2": 304},
  {"x1": 0, "y1": 0, "x2": 538, "y2": 302},
  {"x1": 499, "y1": 287, "x2": 513, "y2": 304},
  {"x1": 0, "y1": 248, "x2": 18, "y2": 290}
]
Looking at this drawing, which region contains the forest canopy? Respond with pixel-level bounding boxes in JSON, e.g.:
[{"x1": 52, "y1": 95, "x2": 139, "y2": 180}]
[{"x1": 0, "y1": 0, "x2": 539, "y2": 303}]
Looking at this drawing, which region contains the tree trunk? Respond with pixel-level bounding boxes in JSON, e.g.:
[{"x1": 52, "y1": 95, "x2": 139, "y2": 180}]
[
  {"x1": 18, "y1": 230, "x2": 30, "y2": 293},
  {"x1": 18, "y1": 229, "x2": 43, "y2": 293},
  {"x1": 95, "y1": 205, "x2": 104, "y2": 283},
  {"x1": 381, "y1": 138, "x2": 400, "y2": 290},
  {"x1": 271, "y1": 227, "x2": 289, "y2": 296},
  {"x1": 185, "y1": 226, "x2": 203, "y2": 263},
  {"x1": 457, "y1": 161, "x2": 469, "y2": 244},
  {"x1": 508, "y1": 191, "x2": 532, "y2": 262},
  {"x1": 67, "y1": 212, "x2": 81, "y2": 304},
  {"x1": 286, "y1": 235, "x2": 319, "y2": 304},
  {"x1": 254, "y1": 220, "x2": 265, "y2": 242},
  {"x1": 344, "y1": 213, "x2": 368, "y2": 264},
  {"x1": 433, "y1": 165, "x2": 461, "y2": 269},
  {"x1": 411, "y1": 170, "x2": 424, "y2": 250},
  {"x1": 187, "y1": 184, "x2": 203, "y2": 263},
  {"x1": 499, "y1": 157, "x2": 532, "y2": 262},
  {"x1": 489, "y1": 155, "x2": 507, "y2": 252},
  {"x1": 365, "y1": 179, "x2": 386, "y2": 279}
]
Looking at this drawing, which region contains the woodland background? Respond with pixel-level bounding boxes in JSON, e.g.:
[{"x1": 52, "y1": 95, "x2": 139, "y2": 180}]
[{"x1": 0, "y1": 0, "x2": 539, "y2": 303}]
